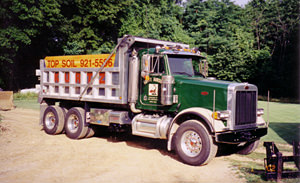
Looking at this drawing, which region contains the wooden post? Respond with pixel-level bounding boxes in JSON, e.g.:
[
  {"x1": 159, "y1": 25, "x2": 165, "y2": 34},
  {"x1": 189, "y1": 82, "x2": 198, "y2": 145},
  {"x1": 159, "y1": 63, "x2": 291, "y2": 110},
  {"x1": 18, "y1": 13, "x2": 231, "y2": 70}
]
[{"x1": 276, "y1": 152, "x2": 283, "y2": 182}]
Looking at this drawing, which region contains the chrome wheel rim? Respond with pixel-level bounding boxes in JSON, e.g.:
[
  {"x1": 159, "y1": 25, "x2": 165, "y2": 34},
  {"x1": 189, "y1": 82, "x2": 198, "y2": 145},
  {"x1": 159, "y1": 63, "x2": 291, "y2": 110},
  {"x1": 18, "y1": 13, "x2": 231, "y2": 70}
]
[
  {"x1": 45, "y1": 111, "x2": 56, "y2": 130},
  {"x1": 67, "y1": 114, "x2": 79, "y2": 133},
  {"x1": 181, "y1": 130, "x2": 202, "y2": 157}
]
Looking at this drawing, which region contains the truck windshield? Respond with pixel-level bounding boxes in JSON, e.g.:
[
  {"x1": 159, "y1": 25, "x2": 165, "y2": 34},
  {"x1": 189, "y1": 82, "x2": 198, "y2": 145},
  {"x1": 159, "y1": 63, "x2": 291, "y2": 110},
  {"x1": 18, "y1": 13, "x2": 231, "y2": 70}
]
[{"x1": 168, "y1": 55, "x2": 195, "y2": 77}]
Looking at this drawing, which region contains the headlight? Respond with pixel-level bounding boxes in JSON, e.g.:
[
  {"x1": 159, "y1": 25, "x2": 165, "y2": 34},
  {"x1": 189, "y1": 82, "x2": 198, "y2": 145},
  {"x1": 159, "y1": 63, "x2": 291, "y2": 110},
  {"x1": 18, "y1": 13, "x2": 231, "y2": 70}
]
[{"x1": 212, "y1": 110, "x2": 229, "y2": 120}]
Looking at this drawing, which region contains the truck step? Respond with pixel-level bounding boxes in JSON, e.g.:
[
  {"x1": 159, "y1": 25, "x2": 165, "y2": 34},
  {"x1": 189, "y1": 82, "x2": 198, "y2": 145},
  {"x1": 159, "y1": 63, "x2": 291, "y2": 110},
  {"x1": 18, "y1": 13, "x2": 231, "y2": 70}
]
[{"x1": 88, "y1": 109, "x2": 130, "y2": 126}]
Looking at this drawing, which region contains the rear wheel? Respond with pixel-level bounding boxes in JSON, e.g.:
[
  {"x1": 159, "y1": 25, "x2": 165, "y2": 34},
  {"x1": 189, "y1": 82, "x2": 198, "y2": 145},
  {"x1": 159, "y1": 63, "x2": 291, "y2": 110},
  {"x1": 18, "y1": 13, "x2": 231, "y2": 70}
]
[
  {"x1": 85, "y1": 126, "x2": 95, "y2": 138},
  {"x1": 174, "y1": 120, "x2": 217, "y2": 166},
  {"x1": 43, "y1": 106, "x2": 65, "y2": 135},
  {"x1": 65, "y1": 107, "x2": 88, "y2": 139}
]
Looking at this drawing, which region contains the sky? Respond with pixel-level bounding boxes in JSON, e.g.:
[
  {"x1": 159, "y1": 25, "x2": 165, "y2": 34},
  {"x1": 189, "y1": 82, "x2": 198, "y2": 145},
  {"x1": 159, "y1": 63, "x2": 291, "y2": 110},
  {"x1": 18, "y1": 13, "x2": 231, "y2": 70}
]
[
  {"x1": 233, "y1": 0, "x2": 250, "y2": 7},
  {"x1": 181, "y1": 0, "x2": 250, "y2": 7}
]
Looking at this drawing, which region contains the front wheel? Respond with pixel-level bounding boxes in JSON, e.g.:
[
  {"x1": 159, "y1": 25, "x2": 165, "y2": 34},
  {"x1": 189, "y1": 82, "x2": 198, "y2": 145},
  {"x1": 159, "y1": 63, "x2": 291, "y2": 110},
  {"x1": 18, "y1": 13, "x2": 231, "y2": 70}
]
[
  {"x1": 174, "y1": 120, "x2": 217, "y2": 166},
  {"x1": 237, "y1": 139, "x2": 260, "y2": 155},
  {"x1": 65, "y1": 107, "x2": 88, "y2": 139}
]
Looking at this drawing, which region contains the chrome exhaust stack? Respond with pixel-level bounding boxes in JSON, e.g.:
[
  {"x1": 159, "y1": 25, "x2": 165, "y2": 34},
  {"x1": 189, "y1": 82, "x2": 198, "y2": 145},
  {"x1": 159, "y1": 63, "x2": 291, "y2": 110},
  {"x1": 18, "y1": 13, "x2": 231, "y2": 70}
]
[{"x1": 128, "y1": 50, "x2": 141, "y2": 113}]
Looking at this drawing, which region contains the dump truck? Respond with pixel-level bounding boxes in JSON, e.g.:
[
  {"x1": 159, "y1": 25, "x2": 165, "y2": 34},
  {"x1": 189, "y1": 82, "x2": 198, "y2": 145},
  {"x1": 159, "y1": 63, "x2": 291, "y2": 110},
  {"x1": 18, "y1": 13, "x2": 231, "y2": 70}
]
[{"x1": 36, "y1": 35, "x2": 268, "y2": 165}]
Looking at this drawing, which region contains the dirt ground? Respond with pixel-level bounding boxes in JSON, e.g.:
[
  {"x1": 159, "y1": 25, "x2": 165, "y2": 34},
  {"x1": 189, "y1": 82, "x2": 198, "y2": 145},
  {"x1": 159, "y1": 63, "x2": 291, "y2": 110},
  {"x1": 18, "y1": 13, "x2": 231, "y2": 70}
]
[{"x1": 0, "y1": 108, "x2": 244, "y2": 183}]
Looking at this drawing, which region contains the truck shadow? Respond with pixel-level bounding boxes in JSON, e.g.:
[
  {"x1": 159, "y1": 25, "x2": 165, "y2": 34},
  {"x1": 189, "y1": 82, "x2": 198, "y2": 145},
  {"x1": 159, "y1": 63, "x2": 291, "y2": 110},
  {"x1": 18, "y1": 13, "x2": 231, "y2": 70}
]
[
  {"x1": 268, "y1": 122, "x2": 300, "y2": 145},
  {"x1": 92, "y1": 126, "x2": 178, "y2": 160},
  {"x1": 90, "y1": 122, "x2": 300, "y2": 161}
]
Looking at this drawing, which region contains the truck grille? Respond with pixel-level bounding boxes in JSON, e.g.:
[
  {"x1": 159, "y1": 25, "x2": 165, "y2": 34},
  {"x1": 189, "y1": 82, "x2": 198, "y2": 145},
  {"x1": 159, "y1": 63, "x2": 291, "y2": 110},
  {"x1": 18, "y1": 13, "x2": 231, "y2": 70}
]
[{"x1": 235, "y1": 91, "x2": 256, "y2": 126}]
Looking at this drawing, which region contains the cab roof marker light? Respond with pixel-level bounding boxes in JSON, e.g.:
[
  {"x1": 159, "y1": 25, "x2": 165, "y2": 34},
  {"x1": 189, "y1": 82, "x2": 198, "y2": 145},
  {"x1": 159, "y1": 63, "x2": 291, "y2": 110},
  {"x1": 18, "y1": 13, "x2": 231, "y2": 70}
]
[
  {"x1": 191, "y1": 48, "x2": 196, "y2": 53},
  {"x1": 163, "y1": 46, "x2": 170, "y2": 50},
  {"x1": 155, "y1": 46, "x2": 161, "y2": 53},
  {"x1": 183, "y1": 49, "x2": 189, "y2": 52},
  {"x1": 192, "y1": 47, "x2": 201, "y2": 55}
]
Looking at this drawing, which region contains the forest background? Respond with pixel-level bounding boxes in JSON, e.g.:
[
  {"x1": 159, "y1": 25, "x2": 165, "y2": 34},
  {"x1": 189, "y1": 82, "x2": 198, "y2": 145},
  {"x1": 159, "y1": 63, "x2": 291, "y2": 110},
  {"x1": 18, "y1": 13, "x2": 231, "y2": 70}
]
[{"x1": 0, "y1": 0, "x2": 299, "y2": 101}]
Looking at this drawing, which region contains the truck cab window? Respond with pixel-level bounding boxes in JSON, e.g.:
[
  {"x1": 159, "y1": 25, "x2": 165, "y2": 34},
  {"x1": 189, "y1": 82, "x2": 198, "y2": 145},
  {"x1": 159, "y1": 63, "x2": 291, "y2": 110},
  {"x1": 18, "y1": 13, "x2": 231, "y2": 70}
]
[
  {"x1": 150, "y1": 56, "x2": 165, "y2": 74},
  {"x1": 168, "y1": 56, "x2": 194, "y2": 77},
  {"x1": 142, "y1": 55, "x2": 165, "y2": 77}
]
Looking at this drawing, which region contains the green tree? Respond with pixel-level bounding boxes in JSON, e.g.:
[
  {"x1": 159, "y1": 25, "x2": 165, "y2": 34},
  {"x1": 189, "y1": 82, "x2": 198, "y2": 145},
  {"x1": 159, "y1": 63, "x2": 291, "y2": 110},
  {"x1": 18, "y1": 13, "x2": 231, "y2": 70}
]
[
  {"x1": 209, "y1": 28, "x2": 270, "y2": 82},
  {"x1": 119, "y1": 0, "x2": 193, "y2": 44},
  {"x1": 183, "y1": 0, "x2": 269, "y2": 82},
  {"x1": 0, "y1": 0, "x2": 132, "y2": 89},
  {"x1": 246, "y1": 0, "x2": 300, "y2": 98},
  {"x1": 62, "y1": 0, "x2": 132, "y2": 54},
  {"x1": 0, "y1": 0, "x2": 65, "y2": 90},
  {"x1": 184, "y1": 0, "x2": 243, "y2": 53}
]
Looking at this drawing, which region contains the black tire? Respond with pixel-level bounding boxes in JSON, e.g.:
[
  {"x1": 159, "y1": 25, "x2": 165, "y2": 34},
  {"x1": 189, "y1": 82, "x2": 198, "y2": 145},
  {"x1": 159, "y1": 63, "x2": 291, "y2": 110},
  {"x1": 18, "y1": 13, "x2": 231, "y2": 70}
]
[
  {"x1": 174, "y1": 120, "x2": 217, "y2": 166},
  {"x1": 64, "y1": 107, "x2": 88, "y2": 139},
  {"x1": 61, "y1": 107, "x2": 68, "y2": 134},
  {"x1": 237, "y1": 139, "x2": 260, "y2": 155},
  {"x1": 85, "y1": 126, "x2": 95, "y2": 138},
  {"x1": 42, "y1": 106, "x2": 65, "y2": 135}
]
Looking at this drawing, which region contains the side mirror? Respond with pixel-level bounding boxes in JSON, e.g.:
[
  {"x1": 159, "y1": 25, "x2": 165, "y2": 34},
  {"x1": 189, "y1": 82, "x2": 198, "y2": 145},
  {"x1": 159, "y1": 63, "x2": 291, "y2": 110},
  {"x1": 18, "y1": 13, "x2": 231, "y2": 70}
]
[{"x1": 199, "y1": 60, "x2": 208, "y2": 78}]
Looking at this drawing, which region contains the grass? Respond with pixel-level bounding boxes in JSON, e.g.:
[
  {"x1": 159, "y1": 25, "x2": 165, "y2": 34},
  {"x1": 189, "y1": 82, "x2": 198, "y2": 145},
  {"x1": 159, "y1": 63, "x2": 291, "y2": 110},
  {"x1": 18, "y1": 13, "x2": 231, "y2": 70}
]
[
  {"x1": 13, "y1": 92, "x2": 39, "y2": 110},
  {"x1": 231, "y1": 154, "x2": 300, "y2": 183},
  {"x1": 229, "y1": 101, "x2": 300, "y2": 183},
  {"x1": 13, "y1": 92, "x2": 38, "y2": 100},
  {"x1": 258, "y1": 101, "x2": 300, "y2": 144}
]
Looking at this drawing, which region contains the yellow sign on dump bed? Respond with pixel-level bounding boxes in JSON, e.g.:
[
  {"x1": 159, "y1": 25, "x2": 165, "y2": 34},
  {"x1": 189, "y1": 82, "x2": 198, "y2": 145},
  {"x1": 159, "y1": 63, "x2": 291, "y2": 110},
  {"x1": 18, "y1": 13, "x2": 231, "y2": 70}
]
[{"x1": 45, "y1": 54, "x2": 116, "y2": 68}]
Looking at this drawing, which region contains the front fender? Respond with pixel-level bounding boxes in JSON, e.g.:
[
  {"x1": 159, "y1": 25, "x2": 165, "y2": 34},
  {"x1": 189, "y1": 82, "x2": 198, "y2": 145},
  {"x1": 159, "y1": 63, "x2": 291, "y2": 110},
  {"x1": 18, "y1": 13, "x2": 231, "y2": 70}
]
[{"x1": 167, "y1": 107, "x2": 225, "y2": 151}]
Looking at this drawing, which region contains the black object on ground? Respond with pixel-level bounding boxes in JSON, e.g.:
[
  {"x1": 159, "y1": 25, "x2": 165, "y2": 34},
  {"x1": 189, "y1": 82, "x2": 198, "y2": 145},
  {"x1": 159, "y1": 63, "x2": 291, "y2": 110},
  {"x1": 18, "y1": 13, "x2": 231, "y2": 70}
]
[{"x1": 263, "y1": 141, "x2": 300, "y2": 181}]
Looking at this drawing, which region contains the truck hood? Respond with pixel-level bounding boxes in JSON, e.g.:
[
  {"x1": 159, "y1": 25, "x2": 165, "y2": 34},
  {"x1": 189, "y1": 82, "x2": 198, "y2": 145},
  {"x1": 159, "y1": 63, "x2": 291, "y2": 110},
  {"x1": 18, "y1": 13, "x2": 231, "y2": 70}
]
[{"x1": 174, "y1": 76, "x2": 233, "y2": 112}]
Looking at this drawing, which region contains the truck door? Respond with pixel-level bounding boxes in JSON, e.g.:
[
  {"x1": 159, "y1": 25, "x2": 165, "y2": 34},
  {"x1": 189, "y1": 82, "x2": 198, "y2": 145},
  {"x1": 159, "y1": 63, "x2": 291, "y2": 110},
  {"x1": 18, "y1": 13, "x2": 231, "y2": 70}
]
[{"x1": 140, "y1": 54, "x2": 166, "y2": 106}]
